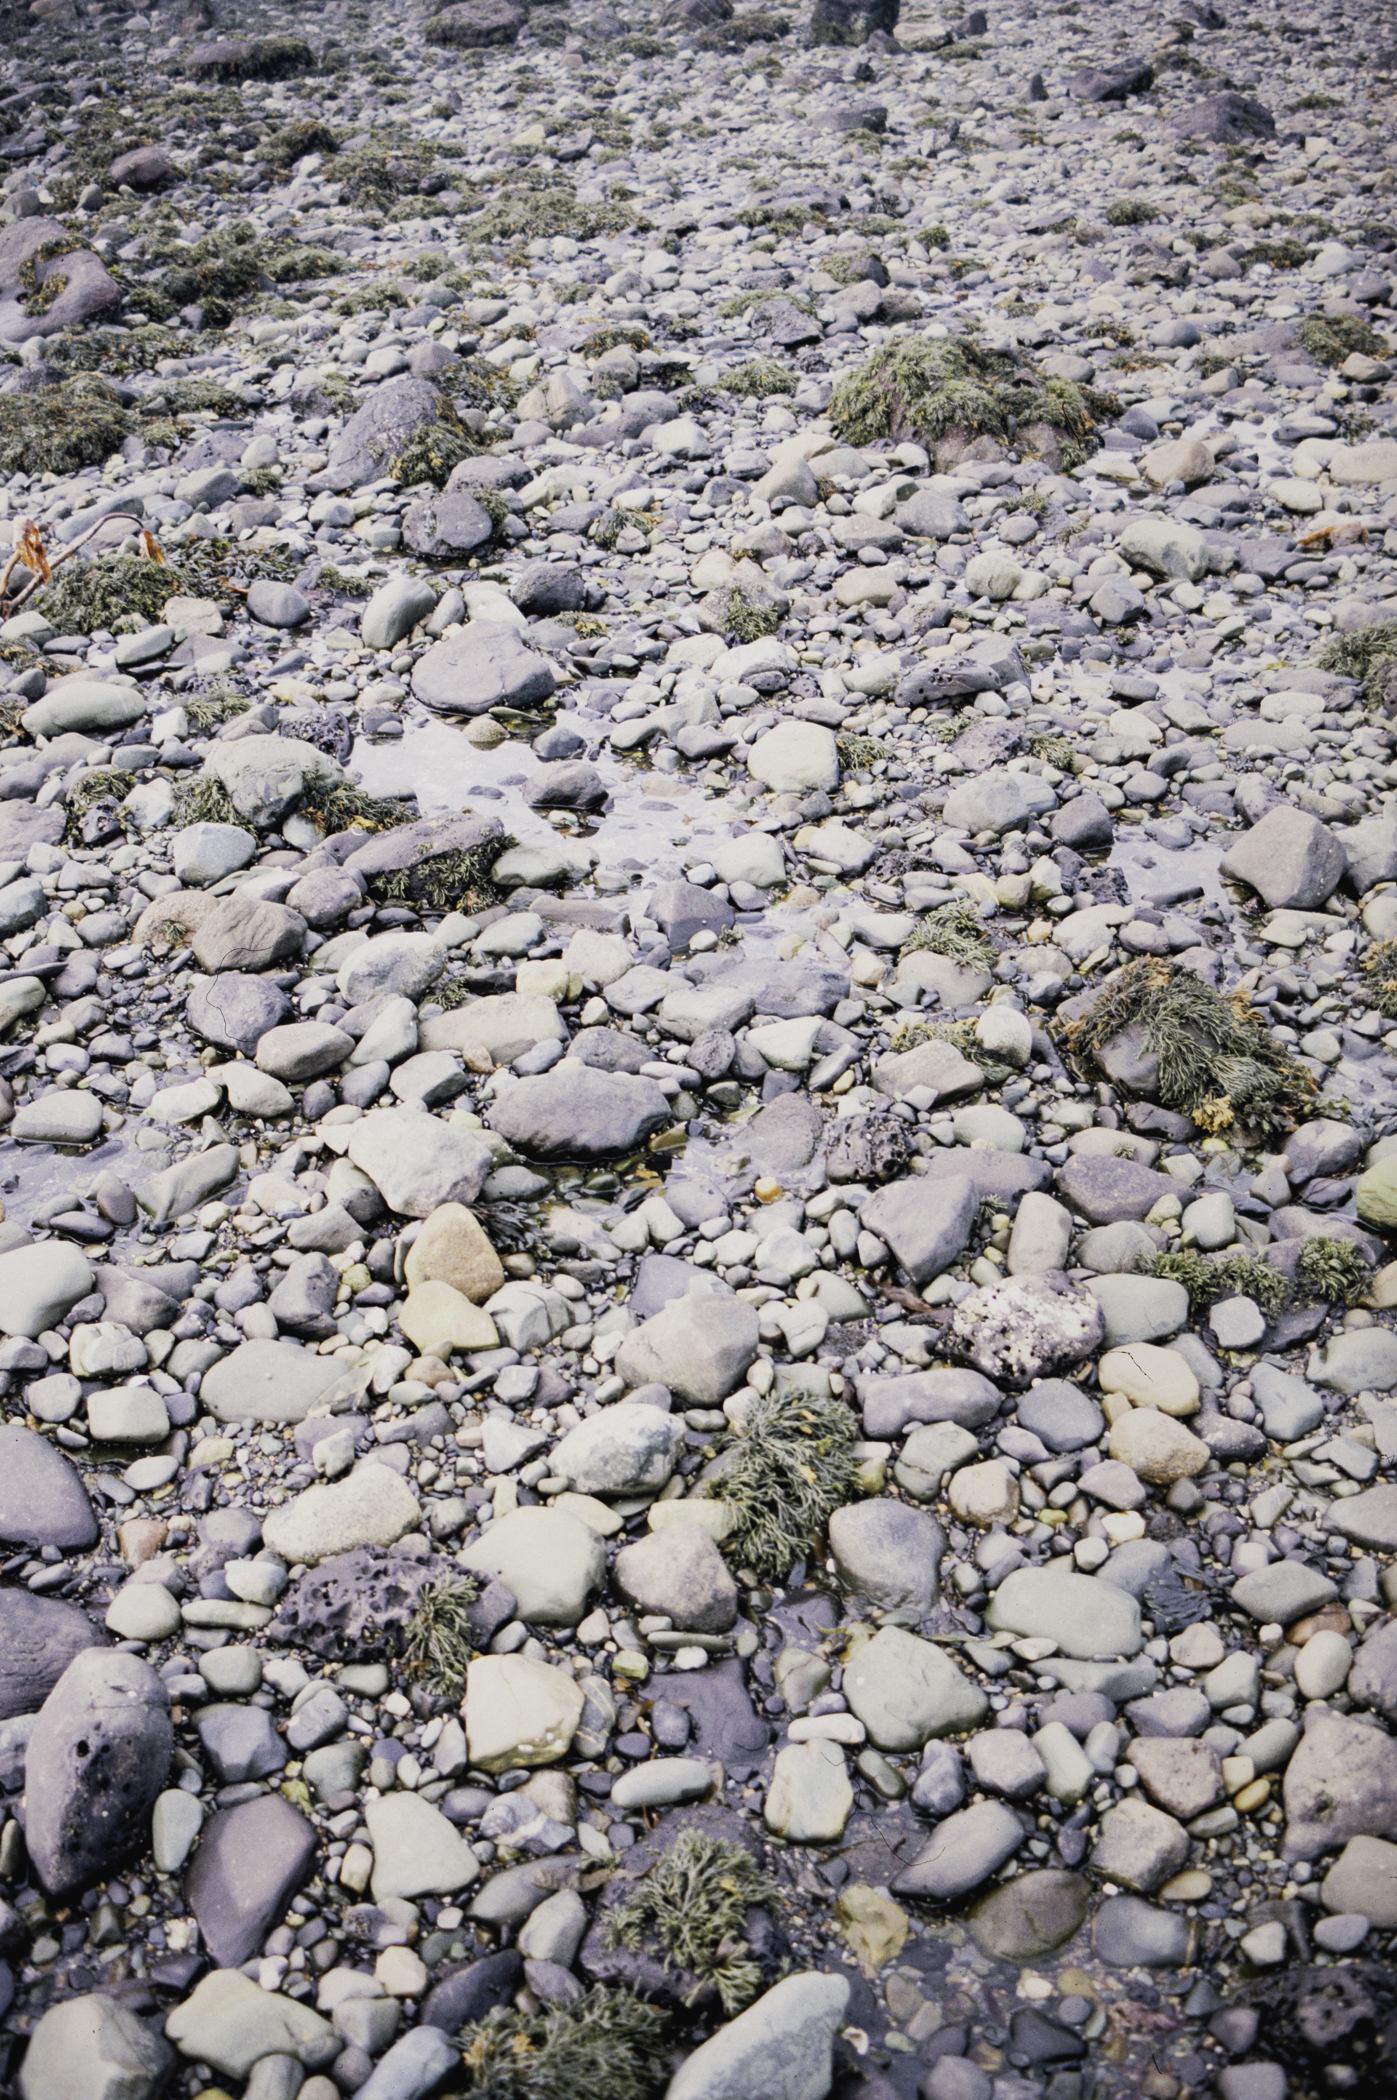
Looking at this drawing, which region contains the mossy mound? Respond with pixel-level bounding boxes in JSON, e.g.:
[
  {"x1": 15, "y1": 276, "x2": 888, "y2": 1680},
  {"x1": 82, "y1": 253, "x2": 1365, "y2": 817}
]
[
  {"x1": 902, "y1": 898, "x2": 995, "y2": 969},
  {"x1": 1064, "y1": 956, "x2": 1316, "y2": 1142},
  {"x1": 1137, "y1": 1247, "x2": 1287, "y2": 1319},
  {"x1": 0, "y1": 377, "x2": 129, "y2": 478},
  {"x1": 830, "y1": 335, "x2": 1116, "y2": 469},
  {"x1": 191, "y1": 35, "x2": 316, "y2": 82},
  {"x1": 459, "y1": 176, "x2": 652, "y2": 247},
  {"x1": 264, "y1": 119, "x2": 340, "y2": 167},
  {"x1": 1298, "y1": 313, "x2": 1387, "y2": 366},
  {"x1": 367, "y1": 837, "x2": 514, "y2": 914},
  {"x1": 1363, "y1": 938, "x2": 1397, "y2": 1018},
  {"x1": 34, "y1": 554, "x2": 188, "y2": 634},
  {"x1": 1105, "y1": 198, "x2": 1157, "y2": 225},
  {"x1": 719, "y1": 358, "x2": 799, "y2": 398},
  {"x1": 698, "y1": 10, "x2": 790, "y2": 46}
]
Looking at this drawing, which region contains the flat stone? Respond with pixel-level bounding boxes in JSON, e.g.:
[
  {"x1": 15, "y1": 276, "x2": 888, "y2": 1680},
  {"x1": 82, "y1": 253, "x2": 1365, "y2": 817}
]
[
  {"x1": 1321, "y1": 1836, "x2": 1397, "y2": 1929},
  {"x1": 857, "y1": 1366, "x2": 1002, "y2": 1440},
  {"x1": 613, "y1": 1523, "x2": 738, "y2": 1633},
  {"x1": 18, "y1": 1996, "x2": 175, "y2": 2100},
  {"x1": 616, "y1": 1295, "x2": 759, "y2": 1408},
  {"x1": 843, "y1": 1625, "x2": 989, "y2": 1750},
  {"x1": 828, "y1": 1499, "x2": 945, "y2": 1619},
  {"x1": 166, "y1": 1951, "x2": 331, "y2": 2071},
  {"x1": 463, "y1": 1653, "x2": 585, "y2": 1772},
  {"x1": 366, "y1": 1792, "x2": 481, "y2": 1900},
  {"x1": 0, "y1": 1241, "x2": 93, "y2": 1339},
  {"x1": 969, "y1": 1870, "x2": 1089, "y2": 1963},
  {"x1": 987, "y1": 1567, "x2": 1142, "y2": 1660},
  {"x1": 666, "y1": 1972, "x2": 849, "y2": 2100},
  {"x1": 765, "y1": 1739, "x2": 853, "y2": 1843},
  {"x1": 891, "y1": 1799, "x2": 1027, "y2": 1900},
  {"x1": 1220, "y1": 805, "x2": 1347, "y2": 910},
  {"x1": 262, "y1": 1467, "x2": 421, "y2": 1567},
  {"x1": 0, "y1": 1425, "x2": 97, "y2": 1551},
  {"x1": 859, "y1": 1174, "x2": 977, "y2": 1286},
  {"x1": 1282, "y1": 1710, "x2": 1397, "y2": 1861},
  {"x1": 1092, "y1": 1894, "x2": 1191, "y2": 1967},
  {"x1": 461, "y1": 1506, "x2": 605, "y2": 1625},
  {"x1": 202, "y1": 1340, "x2": 358, "y2": 1425},
  {"x1": 487, "y1": 1066, "x2": 672, "y2": 1160},
  {"x1": 1231, "y1": 1562, "x2": 1338, "y2": 1624},
  {"x1": 346, "y1": 1107, "x2": 494, "y2": 1216}
]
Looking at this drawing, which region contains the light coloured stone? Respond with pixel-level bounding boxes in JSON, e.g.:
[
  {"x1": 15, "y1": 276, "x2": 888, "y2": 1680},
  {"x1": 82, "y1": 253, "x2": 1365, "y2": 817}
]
[
  {"x1": 1098, "y1": 1344, "x2": 1199, "y2": 1416},
  {"x1": 1108, "y1": 1409, "x2": 1209, "y2": 1485},
  {"x1": 765, "y1": 1739, "x2": 854, "y2": 1843},
  {"x1": 262, "y1": 1468, "x2": 421, "y2": 1567},
  {"x1": 365, "y1": 1792, "x2": 480, "y2": 1901},
  {"x1": 464, "y1": 1653, "x2": 585, "y2": 1772}
]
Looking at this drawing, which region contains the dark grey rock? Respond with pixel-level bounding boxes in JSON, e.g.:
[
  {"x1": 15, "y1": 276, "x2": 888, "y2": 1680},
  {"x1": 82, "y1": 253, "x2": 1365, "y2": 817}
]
[
  {"x1": 487, "y1": 1066, "x2": 671, "y2": 1160},
  {"x1": 186, "y1": 1792, "x2": 318, "y2": 1967},
  {"x1": 321, "y1": 377, "x2": 453, "y2": 493},
  {"x1": 828, "y1": 1499, "x2": 945, "y2": 1619},
  {"x1": 1051, "y1": 794, "x2": 1114, "y2": 853},
  {"x1": 826, "y1": 1109, "x2": 912, "y2": 1185},
  {"x1": 860, "y1": 1173, "x2": 977, "y2": 1286},
  {"x1": 421, "y1": 1948, "x2": 523, "y2": 2031},
  {"x1": 0, "y1": 1590, "x2": 106, "y2": 1723},
  {"x1": 524, "y1": 761, "x2": 606, "y2": 811},
  {"x1": 653, "y1": 1659, "x2": 770, "y2": 1776},
  {"x1": 195, "y1": 1703, "x2": 286, "y2": 1785},
  {"x1": 857, "y1": 1367, "x2": 1002, "y2": 1439},
  {"x1": 186, "y1": 972, "x2": 291, "y2": 1058},
  {"x1": 266, "y1": 1252, "x2": 339, "y2": 1340},
  {"x1": 412, "y1": 623, "x2": 557, "y2": 716},
  {"x1": 0, "y1": 1426, "x2": 97, "y2": 1551},
  {"x1": 1015, "y1": 1380, "x2": 1104, "y2": 1452},
  {"x1": 25, "y1": 1651, "x2": 172, "y2": 1900},
  {"x1": 706, "y1": 958, "x2": 850, "y2": 1018},
  {"x1": 269, "y1": 1547, "x2": 438, "y2": 1661},
  {"x1": 1172, "y1": 91, "x2": 1275, "y2": 143},
  {"x1": 1092, "y1": 1894, "x2": 1191, "y2": 1966},
  {"x1": 514, "y1": 563, "x2": 589, "y2": 616}
]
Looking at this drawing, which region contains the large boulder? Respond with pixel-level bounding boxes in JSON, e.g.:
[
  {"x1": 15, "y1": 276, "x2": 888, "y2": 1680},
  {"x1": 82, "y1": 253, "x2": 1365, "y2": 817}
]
[
  {"x1": 25, "y1": 1651, "x2": 172, "y2": 1900},
  {"x1": 1219, "y1": 805, "x2": 1346, "y2": 910},
  {"x1": 320, "y1": 376, "x2": 456, "y2": 492},
  {"x1": 412, "y1": 622, "x2": 557, "y2": 716}
]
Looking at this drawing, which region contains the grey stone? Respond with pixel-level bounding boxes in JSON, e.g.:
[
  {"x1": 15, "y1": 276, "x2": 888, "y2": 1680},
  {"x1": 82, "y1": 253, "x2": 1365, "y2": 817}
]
[
  {"x1": 191, "y1": 894, "x2": 307, "y2": 975},
  {"x1": 967, "y1": 1728, "x2": 1047, "y2": 1801},
  {"x1": 1092, "y1": 1895, "x2": 1191, "y2": 1967},
  {"x1": 0, "y1": 1242, "x2": 93, "y2": 1340},
  {"x1": 1015, "y1": 1380, "x2": 1104, "y2": 1453},
  {"x1": 25, "y1": 1650, "x2": 172, "y2": 1900},
  {"x1": 892, "y1": 1800, "x2": 1027, "y2": 1900},
  {"x1": 1320, "y1": 1836, "x2": 1397, "y2": 1930},
  {"x1": 1328, "y1": 1484, "x2": 1397, "y2": 1552},
  {"x1": 745, "y1": 1094, "x2": 825, "y2": 1177},
  {"x1": 403, "y1": 487, "x2": 495, "y2": 559},
  {"x1": 488, "y1": 1066, "x2": 672, "y2": 1160},
  {"x1": 322, "y1": 375, "x2": 454, "y2": 492},
  {"x1": 1058, "y1": 1154, "x2": 1178, "y2": 1224},
  {"x1": 0, "y1": 1425, "x2": 97, "y2": 1551},
  {"x1": 247, "y1": 581, "x2": 310, "y2": 629},
  {"x1": 262, "y1": 1467, "x2": 422, "y2": 1567},
  {"x1": 461, "y1": 1506, "x2": 605, "y2": 1625},
  {"x1": 173, "y1": 822, "x2": 257, "y2": 887},
  {"x1": 665, "y1": 1972, "x2": 849, "y2": 2100},
  {"x1": 943, "y1": 771, "x2": 1039, "y2": 836},
  {"x1": 195, "y1": 1703, "x2": 286, "y2": 1785},
  {"x1": 1250, "y1": 1363, "x2": 1324, "y2": 1442},
  {"x1": 412, "y1": 621, "x2": 557, "y2": 716},
  {"x1": 1085, "y1": 1274, "x2": 1190, "y2": 1345},
  {"x1": 203, "y1": 1340, "x2": 362, "y2": 1425},
  {"x1": 366, "y1": 1791, "x2": 480, "y2": 1900},
  {"x1": 1089, "y1": 1796, "x2": 1189, "y2": 1892},
  {"x1": 186, "y1": 972, "x2": 290, "y2": 1058},
  {"x1": 18, "y1": 1994, "x2": 175, "y2": 2100},
  {"x1": 362, "y1": 575, "x2": 439, "y2": 652},
  {"x1": 1310, "y1": 1330, "x2": 1397, "y2": 1397},
  {"x1": 611, "y1": 1757, "x2": 714, "y2": 1811},
  {"x1": 828, "y1": 1499, "x2": 945, "y2": 1619},
  {"x1": 616, "y1": 1296, "x2": 760, "y2": 1407},
  {"x1": 355, "y1": 2028, "x2": 460, "y2": 2100},
  {"x1": 857, "y1": 1366, "x2": 1002, "y2": 1439},
  {"x1": 859, "y1": 1173, "x2": 977, "y2": 1286},
  {"x1": 843, "y1": 1625, "x2": 989, "y2": 1749},
  {"x1": 614, "y1": 1524, "x2": 739, "y2": 1633},
  {"x1": 0, "y1": 1590, "x2": 106, "y2": 1722},
  {"x1": 347, "y1": 1107, "x2": 494, "y2": 1215},
  {"x1": 1231, "y1": 1561, "x2": 1338, "y2": 1624},
  {"x1": 911, "y1": 1741, "x2": 966, "y2": 1817},
  {"x1": 12, "y1": 1090, "x2": 104, "y2": 1146},
  {"x1": 550, "y1": 1403, "x2": 686, "y2": 1496},
  {"x1": 1286, "y1": 1118, "x2": 1365, "y2": 1184},
  {"x1": 1220, "y1": 806, "x2": 1347, "y2": 910},
  {"x1": 1283, "y1": 1711, "x2": 1397, "y2": 1860},
  {"x1": 186, "y1": 1792, "x2": 318, "y2": 1967},
  {"x1": 986, "y1": 1568, "x2": 1143, "y2": 1660},
  {"x1": 20, "y1": 676, "x2": 146, "y2": 740},
  {"x1": 254, "y1": 1020, "x2": 353, "y2": 1083},
  {"x1": 1349, "y1": 1622, "x2": 1397, "y2": 1723}
]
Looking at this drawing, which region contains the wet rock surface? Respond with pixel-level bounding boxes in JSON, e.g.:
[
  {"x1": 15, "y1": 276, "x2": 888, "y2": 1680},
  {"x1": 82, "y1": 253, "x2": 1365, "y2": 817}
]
[{"x1": 1, "y1": 0, "x2": 1397, "y2": 2095}]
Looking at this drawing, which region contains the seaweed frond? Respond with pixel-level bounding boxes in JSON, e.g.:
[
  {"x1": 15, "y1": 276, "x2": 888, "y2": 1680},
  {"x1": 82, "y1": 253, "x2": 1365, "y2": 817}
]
[
  {"x1": 712, "y1": 1389, "x2": 859, "y2": 1581},
  {"x1": 1063, "y1": 957, "x2": 1316, "y2": 1143},
  {"x1": 604, "y1": 1828, "x2": 775, "y2": 2013},
  {"x1": 1322, "y1": 622, "x2": 1397, "y2": 711},
  {"x1": 836, "y1": 733, "x2": 887, "y2": 771},
  {"x1": 1362, "y1": 938, "x2": 1397, "y2": 1017},
  {"x1": 185, "y1": 690, "x2": 252, "y2": 733},
  {"x1": 171, "y1": 774, "x2": 241, "y2": 828},
  {"x1": 368, "y1": 835, "x2": 515, "y2": 914},
  {"x1": 902, "y1": 899, "x2": 994, "y2": 969},
  {"x1": 723, "y1": 589, "x2": 782, "y2": 644},
  {"x1": 719, "y1": 358, "x2": 799, "y2": 399},
  {"x1": 1138, "y1": 1246, "x2": 1286, "y2": 1318},
  {"x1": 401, "y1": 1576, "x2": 480, "y2": 1699},
  {"x1": 458, "y1": 1987, "x2": 669, "y2": 2100},
  {"x1": 1297, "y1": 1236, "x2": 1372, "y2": 1307},
  {"x1": 34, "y1": 552, "x2": 188, "y2": 635},
  {"x1": 1030, "y1": 732, "x2": 1076, "y2": 771},
  {"x1": 304, "y1": 782, "x2": 413, "y2": 838},
  {"x1": 829, "y1": 336, "x2": 1115, "y2": 469}
]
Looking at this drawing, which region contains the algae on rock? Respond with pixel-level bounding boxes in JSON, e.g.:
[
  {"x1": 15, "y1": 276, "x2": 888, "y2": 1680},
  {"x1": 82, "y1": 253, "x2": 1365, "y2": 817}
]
[
  {"x1": 708, "y1": 1389, "x2": 859, "y2": 1581},
  {"x1": 830, "y1": 335, "x2": 1116, "y2": 469},
  {"x1": 604, "y1": 1827, "x2": 776, "y2": 2013},
  {"x1": 458, "y1": 1986, "x2": 669, "y2": 2100}
]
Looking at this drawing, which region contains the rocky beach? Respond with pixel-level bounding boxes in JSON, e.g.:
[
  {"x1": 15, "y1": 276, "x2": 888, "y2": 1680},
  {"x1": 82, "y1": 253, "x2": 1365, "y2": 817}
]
[{"x1": 1, "y1": 0, "x2": 1397, "y2": 2095}]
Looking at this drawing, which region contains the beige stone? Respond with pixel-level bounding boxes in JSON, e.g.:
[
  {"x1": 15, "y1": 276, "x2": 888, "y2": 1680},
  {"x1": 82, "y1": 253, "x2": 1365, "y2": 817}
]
[
  {"x1": 465, "y1": 1653, "x2": 585, "y2": 1772},
  {"x1": 399, "y1": 1278, "x2": 499, "y2": 1358},
  {"x1": 1108, "y1": 1409, "x2": 1209, "y2": 1485},
  {"x1": 1098, "y1": 1343, "x2": 1199, "y2": 1417},
  {"x1": 404, "y1": 1202, "x2": 504, "y2": 1304},
  {"x1": 948, "y1": 1459, "x2": 1020, "y2": 1527},
  {"x1": 1143, "y1": 437, "x2": 1215, "y2": 489}
]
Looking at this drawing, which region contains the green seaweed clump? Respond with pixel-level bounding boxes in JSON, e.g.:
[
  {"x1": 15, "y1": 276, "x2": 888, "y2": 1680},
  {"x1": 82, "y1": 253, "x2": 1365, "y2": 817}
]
[
  {"x1": 171, "y1": 774, "x2": 241, "y2": 828},
  {"x1": 1363, "y1": 938, "x2": 1397, "y2": 1017},
  {"x1": 830, "y1": 335, "x2": 1114, "y2": 470},
  {"x1": 1063, "y1": 956, "x2": 1316, "y2": 1143},
  {"x1": 185, "y1": 690, "x2": 252, "y2": 732},
  {"x1": 304, "y1": 783, "x2": 414, "y2": 839},
  {"x1": 0, "y1": 378, "x2": 130, "y2": 479},
  {"x1": 265, "y1": 118, "x2": 340, "y2": 167},
  {"x1": 723, "y1": 590, "x2": 782, "y2": 644},
  {"x1": 459, "y1": 1987, "x2": 669, "y2": 2100},
  {"x1": 720, "y1": 358, "x2": 799, "y2": 399},
  {"x1": 1298, "y1": 313, "x2": 1387, "y2": 367},
  {"x1": 1138, "y1": 1246, "x2": 1286, "y2": 1319},
  {"x1": 35, "y1": 554, "x2": 186, "y2": 635},
  {"x1": 64, "y1": 770, "x2": 132, "y2": 842},
  {"x1": 401, "y1": 1576, "x2": 479, "y2": 1697},
  {"x1": 604, "y1": 1828, "x2": 776, "y2": 2014},
  {"x1": 902, "y1": 898, "x2": 994, "y2": 969},
  {"x1": 711, "y1": 1389, "x2": 859, "y2": 1581},
  {"x1": 836, "y1": 732, "x2": 888, "y2": 771},
  {"x1": 583, "y1": 323, "x2": 651, "y2": 357},
  {"x1": 369, "y1": 836, "x2": 513, "y2": 914},
  {"x1": 1297, "y1": 1236, "x2": 1372, "y2": 1307},
  {"x1": 192, "y1": 34, "x2": 314, "y2": 81},
  {"x1": 698, "y1": 10, "x2": 790, "y2": 47},
  {"x1": 1104, "y1": 199, "x2": 1157, "y2": 225},
  {"x1": 1320, "y1": 620, "x2": 1397, "y2": 710},
  {"x1": 380, "y1": 414, "x2": 478, "y2": 488},
  {"x1": 1030, "y1": 732, "x2": 1076, "y2": 771}
]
